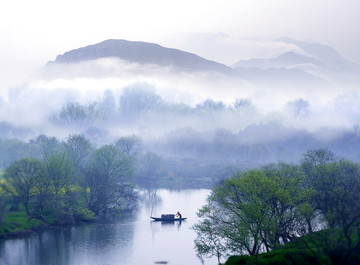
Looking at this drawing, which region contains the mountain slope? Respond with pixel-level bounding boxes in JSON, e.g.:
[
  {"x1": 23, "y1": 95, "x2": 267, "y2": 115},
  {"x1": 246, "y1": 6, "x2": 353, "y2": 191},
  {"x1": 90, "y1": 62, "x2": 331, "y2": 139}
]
[{"x1": 51, "y1": 39, "x2": 233, "y2": 74}]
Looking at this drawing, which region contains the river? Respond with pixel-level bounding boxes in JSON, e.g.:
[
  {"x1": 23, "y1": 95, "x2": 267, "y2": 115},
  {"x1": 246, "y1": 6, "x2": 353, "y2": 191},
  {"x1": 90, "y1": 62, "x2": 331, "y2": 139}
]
[{"x1": 0, "y1": 189, "x2": 218, "y2": 265}]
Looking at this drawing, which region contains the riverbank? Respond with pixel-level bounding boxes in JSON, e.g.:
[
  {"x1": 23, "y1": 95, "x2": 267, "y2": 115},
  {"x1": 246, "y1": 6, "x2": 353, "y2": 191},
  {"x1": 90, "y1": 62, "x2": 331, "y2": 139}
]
[
  {"x1": 0, "y1": 210, "x2": 47, "y2": 238},
  {"x1": 0, "y1": 207, "x2": 99, "y2": 239}
]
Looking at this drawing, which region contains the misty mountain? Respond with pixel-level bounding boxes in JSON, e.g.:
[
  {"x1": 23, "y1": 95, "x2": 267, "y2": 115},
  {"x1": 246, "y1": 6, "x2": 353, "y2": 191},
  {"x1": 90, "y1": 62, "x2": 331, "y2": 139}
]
[
  {"x1": 232, "y1": 52, "x2": 325, "y2": 70},
  {"x1": 232, "y1": 52, "x2": 327, "y2": 85},
  {"x1": 232, "y1": 37, "x2": 360, "y2": 83},
  {"x1": 233, "y1": 64, "x2": 325, "y2": 85},
  {"x1": 45, "y1": 37, "x2": 360, "y2": 88},
  {"x1": 50, "y1": 39, "x2": 233, "y2": 74},
  {"x1": 47, "y1": 38, "x2": 334, "y2": 85},
  {"x1": 277, "y1": 37, "x2": 358, "y2": 71}
]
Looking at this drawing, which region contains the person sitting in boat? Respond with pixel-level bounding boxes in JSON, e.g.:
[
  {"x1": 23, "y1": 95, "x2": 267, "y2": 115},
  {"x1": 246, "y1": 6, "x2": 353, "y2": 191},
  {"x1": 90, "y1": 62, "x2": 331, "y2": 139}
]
[{"x1": 176, "y1": 211, "x2": 182, "y2": 219}]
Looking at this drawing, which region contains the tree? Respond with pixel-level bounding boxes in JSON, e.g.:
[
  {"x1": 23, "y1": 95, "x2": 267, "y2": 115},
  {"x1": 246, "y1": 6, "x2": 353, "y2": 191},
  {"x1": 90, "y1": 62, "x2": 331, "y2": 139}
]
[
  {"x1": 285, "y1": 98, "x2": 309, "y2": 118},
  {"x1": 193, "y1": 164, "x2": 313, "y2": 260},
  {"x1": 212, "y1": 129, "x2": 237, "y2": 157},
  {"x1": 196, "y1": 99, "x2": 226, "y2": 113},
  {"x1": 42, "y1": 152, "x2": 74, "y2": 193},
  {"x1": 53, "y1": 101, "x2": 101, "y2": 127},
  {"x1": 99, "y1": 89, "x2": 117, "y2": 120},
  {"x1": 114, "y1": 135, "x2": 142, "y2": 157},
  {"x1": 84, "y1": 127, "x2": 109, "y2": 146},
  {"x1": 3, "y1": 158, "x2": 43, "y2": 215},
  {"x1": 29, "y1": 134, "x2": 61, "y2": 159},
  {"x1": 301, "y1": 152, "x2": 360, "y2": 263},
  {"x1": 231, "y1": 98, "x2": 255, "y2": 115},
  {"x1": 193, "y1": 212, "x2": 229, "y2": 264},
  {"x1": 323, "y1": 160, "x2": 360, "y2": 261},
  {"x1": 134, "y1": 152, "x2": 163, "y2": 184},
  {"x1": 302, "y1": 148, "x2": 336, "y2": 167},
  {"x1": 119, "y1": 84, "x2": 163, "y2": 118},
  {"x1": 63, "y1": 134, "x2": 94, "y2": 184},
  {"x1": 34, "y1": 153, "x2": 75, "y2": 222},
  {"x1": 85, "y1": 145, "x2": 134, "y2": 215},
  {"x1": 0, "y1": 195, "x2": 5, "y2": 225},
  {"x1": 0, "y1": 138, "x2": 30, "y2": 168}
]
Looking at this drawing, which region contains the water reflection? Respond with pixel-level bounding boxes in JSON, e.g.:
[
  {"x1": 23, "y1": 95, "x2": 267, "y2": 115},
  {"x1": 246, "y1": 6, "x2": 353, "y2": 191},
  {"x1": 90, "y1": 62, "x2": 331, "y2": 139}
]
[{"x1": 0, "y1": 189, "x2": 216, "y2": 265}]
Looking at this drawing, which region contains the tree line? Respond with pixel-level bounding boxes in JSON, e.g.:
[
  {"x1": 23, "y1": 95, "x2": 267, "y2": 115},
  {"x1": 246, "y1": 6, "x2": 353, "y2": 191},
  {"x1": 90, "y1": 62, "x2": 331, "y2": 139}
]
[
  {"x1": 193, "y1": 149, "x2": 360, "y2": 264},
  {"x1": 49, "y1": 85, "x2": 259, "y2": 128},
  {"x1": 0, "y1": 134, "x2": 138, "y2": 226}
]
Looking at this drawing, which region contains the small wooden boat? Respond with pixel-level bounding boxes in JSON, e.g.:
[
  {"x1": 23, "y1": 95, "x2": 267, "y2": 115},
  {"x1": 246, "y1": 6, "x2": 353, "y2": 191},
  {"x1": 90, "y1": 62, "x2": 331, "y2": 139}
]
[{"x1": 151, "y1": 214, "x2": 187, "y2": 222}]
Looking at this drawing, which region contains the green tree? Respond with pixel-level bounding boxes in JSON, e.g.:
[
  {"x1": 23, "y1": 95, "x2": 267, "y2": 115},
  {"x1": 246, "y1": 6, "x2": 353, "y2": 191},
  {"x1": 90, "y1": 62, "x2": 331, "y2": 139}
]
[
  {"x1": 193, "y1": 213, "x2": 228, "y2": 264},
  {"x1": 86, "y1": 145, "x2": 134, "y2": 215},
  {"x1": 63, "y1": 134, "x2": 93, "y2": 169},
  {"x1": 63, "y1": 134, "x2": 94, "y2": 184},
  {"x1": 29, "y1": 153, "x2": 75, "y2": 223},
  {"x1": 193, "y1": 164, "x2": 313, "y2": 260},
  {"x1": 2, "y1": 158, "x2": 43, "y2": 215},
  {"x1": 302, "y1": 157, "x2": 360, "y2": 264},
  {"x1": 302, "y1": 148, "x2": 336, "y2": 174},
  {"x1": 42, "y1": 152, "x2": 74, "y2": 193}
]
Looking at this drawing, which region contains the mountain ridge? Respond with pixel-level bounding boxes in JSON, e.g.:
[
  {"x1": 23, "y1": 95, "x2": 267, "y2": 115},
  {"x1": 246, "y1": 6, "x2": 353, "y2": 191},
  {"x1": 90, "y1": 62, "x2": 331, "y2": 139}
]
[
  {"x1": 51, "y1": 39, "x2": 234, "y2": 74},
  {"x1": 48, "y1": 38, "x2": 360, "y2": 85}
]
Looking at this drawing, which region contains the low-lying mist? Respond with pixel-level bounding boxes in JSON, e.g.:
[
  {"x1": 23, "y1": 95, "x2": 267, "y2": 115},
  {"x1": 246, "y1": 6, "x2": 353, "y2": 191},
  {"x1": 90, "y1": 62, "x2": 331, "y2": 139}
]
[{"x1": 1, "y1": 57, "x2": 360, "y2": 185}]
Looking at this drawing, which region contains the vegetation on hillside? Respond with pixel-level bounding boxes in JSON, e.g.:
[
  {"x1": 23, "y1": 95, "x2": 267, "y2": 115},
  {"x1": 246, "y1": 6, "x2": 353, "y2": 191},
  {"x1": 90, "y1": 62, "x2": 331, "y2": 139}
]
[{"x1": 193, "y1": 149, "x2": 360, "y2": 265}]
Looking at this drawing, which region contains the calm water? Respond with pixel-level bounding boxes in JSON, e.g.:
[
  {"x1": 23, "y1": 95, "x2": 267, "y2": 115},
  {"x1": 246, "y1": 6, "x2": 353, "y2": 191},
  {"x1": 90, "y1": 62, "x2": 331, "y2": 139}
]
[{"x1": 0, "y1": 189, "x2": 218, "y2": 265}]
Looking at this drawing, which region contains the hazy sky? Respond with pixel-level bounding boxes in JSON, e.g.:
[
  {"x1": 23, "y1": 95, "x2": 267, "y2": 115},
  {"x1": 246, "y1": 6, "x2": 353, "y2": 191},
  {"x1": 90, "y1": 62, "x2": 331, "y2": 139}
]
[{"x1": 1, "y1": 0, "x2": 359, "y2": 95}]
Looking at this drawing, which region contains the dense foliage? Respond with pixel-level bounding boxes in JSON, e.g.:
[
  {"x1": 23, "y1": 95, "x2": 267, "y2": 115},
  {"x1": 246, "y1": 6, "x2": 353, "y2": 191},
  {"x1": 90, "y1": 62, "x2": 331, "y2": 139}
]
[
  {"x1": 0, "y1": 134, "x2": 138, "y2": 233},
  {"x1": 193, "y1": 149, "x2": 360, "y2": 264}
]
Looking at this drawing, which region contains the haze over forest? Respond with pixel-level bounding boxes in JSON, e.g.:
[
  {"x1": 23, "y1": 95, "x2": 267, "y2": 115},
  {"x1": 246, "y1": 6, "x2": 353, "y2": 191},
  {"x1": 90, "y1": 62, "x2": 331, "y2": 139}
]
[{"x1": 1, "y1": 36, "x2": 360, "y2": 186}]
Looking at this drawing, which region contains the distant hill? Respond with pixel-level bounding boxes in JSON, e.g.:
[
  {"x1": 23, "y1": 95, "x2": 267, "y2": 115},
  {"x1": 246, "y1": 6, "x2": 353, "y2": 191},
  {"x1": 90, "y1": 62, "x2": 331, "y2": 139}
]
[
  {"x1": 232, "y1": 52, "x2": 325, "y2": 70},
  {"x1": 51, "y1": 39, "x2": 233, "y2": 74},
  {"x1": 232, "y1": 37, "x2": 360, "y2": 83},
  {"x1": 276, "y1": 37, "x2": 357, "y2": 70}
]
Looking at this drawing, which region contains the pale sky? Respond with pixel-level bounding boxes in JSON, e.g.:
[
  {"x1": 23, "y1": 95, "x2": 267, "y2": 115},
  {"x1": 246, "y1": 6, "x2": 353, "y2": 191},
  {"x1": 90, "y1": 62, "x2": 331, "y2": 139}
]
[{"x1": 1, "y1": 0, "x2": 359, "y2": 95}]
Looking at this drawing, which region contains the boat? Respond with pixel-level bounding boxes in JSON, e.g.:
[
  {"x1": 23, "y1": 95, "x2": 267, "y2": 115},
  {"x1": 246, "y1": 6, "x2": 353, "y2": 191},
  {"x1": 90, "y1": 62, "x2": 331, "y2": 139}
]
[
  {"x1": 151, "y1": 216, "x2": 187, "y2": 221},
  {"x1": 151, "y1": 214, "x2": 187, "y2": 222}
]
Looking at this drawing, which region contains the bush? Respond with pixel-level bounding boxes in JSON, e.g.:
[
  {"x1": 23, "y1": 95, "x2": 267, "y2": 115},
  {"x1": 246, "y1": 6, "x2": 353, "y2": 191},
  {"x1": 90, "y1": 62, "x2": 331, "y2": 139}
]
[
  {"x1": 73, "y1": 207, "x2": 95, "y2": 222},
  {"x1": 260, "y1": 249, "x2": 317, "y2": 265},
  {"x1": 224, "y1": 255, "x2": 252, "y2": 265}
]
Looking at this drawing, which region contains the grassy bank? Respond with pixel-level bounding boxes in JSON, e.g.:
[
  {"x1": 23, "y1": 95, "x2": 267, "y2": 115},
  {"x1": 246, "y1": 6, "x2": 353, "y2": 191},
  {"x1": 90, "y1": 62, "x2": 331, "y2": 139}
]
[
  {"x1": 0, "y1": 200, "x2": 97, "y2": 238},
  {"x1": 224, "y1": 228, "x2": 360, "y2": 265},
  {"x1": 0, "y1": 210, "x2": 47, "y2": 238}
]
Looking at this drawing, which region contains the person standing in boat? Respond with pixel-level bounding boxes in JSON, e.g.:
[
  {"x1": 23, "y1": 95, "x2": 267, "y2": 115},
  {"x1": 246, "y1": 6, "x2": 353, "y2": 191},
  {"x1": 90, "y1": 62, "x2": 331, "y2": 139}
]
[{"x1": 176, "y1": 211, "x2": 182, "y2": 219}]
